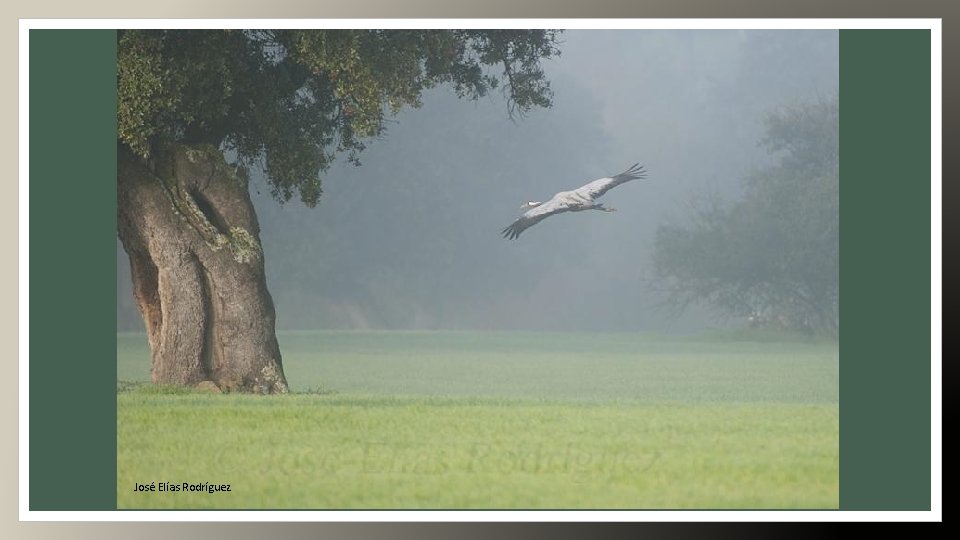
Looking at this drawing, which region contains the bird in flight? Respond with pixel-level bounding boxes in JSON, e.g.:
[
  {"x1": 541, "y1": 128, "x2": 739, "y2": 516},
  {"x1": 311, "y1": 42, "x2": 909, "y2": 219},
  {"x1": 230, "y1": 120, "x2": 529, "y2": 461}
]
[{"x1": 501, "y1": 163, "x2": 647, "y2": 240}]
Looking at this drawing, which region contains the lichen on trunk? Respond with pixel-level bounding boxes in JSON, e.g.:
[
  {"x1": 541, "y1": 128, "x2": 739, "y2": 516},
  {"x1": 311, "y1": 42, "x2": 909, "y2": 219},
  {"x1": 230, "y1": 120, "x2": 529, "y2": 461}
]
[{"x1": 117, "y1": 142, "x2": 288, "y2": 394}]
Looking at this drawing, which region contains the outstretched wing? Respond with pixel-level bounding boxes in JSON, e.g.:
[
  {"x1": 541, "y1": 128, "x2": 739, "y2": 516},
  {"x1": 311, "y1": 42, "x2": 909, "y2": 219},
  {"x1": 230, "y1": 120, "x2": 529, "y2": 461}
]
[
  {"x1": 573, "y1": 163, "x2": 646, "y2": 202},
  {"x1": 502, "y1": 163, "x2": 646, "y2": 240},
  {"x1": 501, "y1": 197, "x2": 575, "y2": 240}
]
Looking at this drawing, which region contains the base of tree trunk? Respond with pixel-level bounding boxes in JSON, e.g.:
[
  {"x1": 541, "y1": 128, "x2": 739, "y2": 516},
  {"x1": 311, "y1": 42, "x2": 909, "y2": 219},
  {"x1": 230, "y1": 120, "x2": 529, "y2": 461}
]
[{"x1": 118, "y1": 142, "x2": 288, "y2": 394}]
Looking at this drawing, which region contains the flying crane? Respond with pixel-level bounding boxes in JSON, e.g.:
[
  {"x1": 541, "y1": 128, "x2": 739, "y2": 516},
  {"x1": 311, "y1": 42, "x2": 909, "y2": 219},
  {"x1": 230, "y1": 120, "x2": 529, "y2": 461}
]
[{"x1": 501, "y1": 163, "x2": 647, "y2": 240}]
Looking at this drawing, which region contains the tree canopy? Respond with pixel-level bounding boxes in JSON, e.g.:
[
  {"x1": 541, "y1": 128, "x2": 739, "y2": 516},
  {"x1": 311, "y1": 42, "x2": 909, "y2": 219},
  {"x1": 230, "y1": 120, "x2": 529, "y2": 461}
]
[
  {"x1": 118, "y1": 29, "x2": 561, "y2": 206},
  {"x1": 652, "y1": 95, "x2": 839, "y2": 336}
]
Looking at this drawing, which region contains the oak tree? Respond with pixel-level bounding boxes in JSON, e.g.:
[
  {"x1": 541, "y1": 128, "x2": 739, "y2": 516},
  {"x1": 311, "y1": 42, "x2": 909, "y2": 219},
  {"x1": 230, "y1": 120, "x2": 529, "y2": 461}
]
[{"x1": 117, "y1": 29, "x2": 560, "y2": 392}]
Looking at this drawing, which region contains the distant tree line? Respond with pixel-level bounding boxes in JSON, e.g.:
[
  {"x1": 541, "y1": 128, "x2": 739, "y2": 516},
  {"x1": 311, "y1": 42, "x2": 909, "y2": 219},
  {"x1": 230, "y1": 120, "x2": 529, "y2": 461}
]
[{"x1": 652, "y1": 95, "x2": 839, "y2": 337}]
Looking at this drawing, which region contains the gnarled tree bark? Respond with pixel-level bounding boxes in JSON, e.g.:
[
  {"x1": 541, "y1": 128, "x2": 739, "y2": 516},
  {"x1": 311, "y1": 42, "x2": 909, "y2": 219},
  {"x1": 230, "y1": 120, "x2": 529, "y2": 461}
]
[{"x1": 117, "y1": 142, "x2": 288, "y2": 393}]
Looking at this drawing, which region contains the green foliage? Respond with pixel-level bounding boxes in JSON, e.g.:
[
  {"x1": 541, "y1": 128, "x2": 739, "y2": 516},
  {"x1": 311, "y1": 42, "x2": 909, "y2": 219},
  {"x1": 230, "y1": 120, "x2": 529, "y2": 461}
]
[
  {"x1": 117, "y1": 29, "x2": 561, "y2": 206},
  {"x1": 117, "y1": 330, "x2": 838, "y2": 509},
  {"x1": 653, "y1": 95, "x2": 839, "y2": 336}
]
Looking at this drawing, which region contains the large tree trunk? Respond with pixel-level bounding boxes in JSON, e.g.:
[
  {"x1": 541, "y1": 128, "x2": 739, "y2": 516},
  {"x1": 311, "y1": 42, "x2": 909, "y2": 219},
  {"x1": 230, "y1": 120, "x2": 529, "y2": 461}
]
[{"x1": 117, "y1": 142, "x2": 288, "y2": 393}]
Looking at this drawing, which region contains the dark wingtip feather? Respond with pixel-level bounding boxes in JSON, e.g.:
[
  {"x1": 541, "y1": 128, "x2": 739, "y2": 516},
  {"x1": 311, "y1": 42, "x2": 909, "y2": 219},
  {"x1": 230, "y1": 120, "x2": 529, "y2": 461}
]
[
  {"x1": 626, "y1": 162, "x2": 647, "y2": 180},
  {"x1": 614, "y1": 162, "x2": 647, "y2": 182}
]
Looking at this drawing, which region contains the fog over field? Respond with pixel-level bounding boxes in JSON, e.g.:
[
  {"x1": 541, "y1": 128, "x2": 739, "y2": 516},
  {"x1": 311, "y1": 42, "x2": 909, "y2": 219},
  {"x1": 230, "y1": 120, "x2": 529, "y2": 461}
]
[{"x1": 116, "y1": 29, "x2": 839, "y2": 333}]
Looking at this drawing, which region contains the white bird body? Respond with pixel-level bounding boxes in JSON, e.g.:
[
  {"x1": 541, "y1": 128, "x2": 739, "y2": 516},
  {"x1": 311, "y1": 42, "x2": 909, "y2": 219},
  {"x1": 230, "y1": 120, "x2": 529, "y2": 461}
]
[{"x1": 501, "y1": 163, "x2": 647, "y2": 240}]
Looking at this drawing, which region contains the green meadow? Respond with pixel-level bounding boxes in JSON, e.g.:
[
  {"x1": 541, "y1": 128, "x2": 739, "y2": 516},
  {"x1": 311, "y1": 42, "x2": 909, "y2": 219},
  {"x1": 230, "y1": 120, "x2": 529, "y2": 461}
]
[{"x1": 117, "y1": 330, "x2": 839, "y2": 509}]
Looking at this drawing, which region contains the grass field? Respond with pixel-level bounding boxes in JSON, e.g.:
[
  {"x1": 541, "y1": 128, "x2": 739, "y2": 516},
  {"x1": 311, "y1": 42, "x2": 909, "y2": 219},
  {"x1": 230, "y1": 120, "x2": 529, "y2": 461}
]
[{"x1": 117, "y1": 330, "x2": 839, "y2": 509}]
